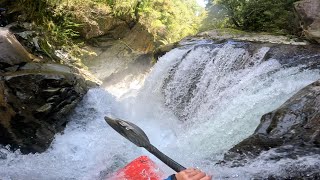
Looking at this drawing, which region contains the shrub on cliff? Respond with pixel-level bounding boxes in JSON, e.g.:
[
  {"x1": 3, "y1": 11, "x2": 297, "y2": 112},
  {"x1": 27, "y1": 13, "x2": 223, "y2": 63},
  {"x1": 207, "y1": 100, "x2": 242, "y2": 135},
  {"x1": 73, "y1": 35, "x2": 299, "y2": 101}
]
[
  {"x1": 17, "y1": 0, "x2": 204, "y2": 50},
  {"x1": 138, "y1": 0, "x2": 205, "y2": 44},
  {"x1": 202, "y1": 0, "x2": 300, "y2": 35},
  {"x1": 15, "y1": 0, "x2": 92, "y2": 64},
  {"x1": 94, "y1": 0, "x2": 205, "y2": 44}
]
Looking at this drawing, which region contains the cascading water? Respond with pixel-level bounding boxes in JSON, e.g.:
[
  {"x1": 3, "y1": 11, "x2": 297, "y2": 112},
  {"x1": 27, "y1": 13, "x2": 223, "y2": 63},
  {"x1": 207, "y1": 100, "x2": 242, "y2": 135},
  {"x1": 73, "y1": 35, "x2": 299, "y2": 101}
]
[{"x1": 0, "y1": 40, "x2": 319, "y2": 179}]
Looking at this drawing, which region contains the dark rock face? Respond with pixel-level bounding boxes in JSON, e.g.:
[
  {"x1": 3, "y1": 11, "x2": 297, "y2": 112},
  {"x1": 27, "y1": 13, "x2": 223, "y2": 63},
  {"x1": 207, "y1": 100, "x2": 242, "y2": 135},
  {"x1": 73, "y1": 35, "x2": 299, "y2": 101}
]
[
  {"x1": 223, "y1": 80, "x2": 320, "y2": 178},
  {"x1": 0, "y1": 29, "x2": 95, "y2": 154},
  {"x1": 0, "y1": 63, "x2": 90, "y2": 153},
  {"x1": 256, "y1": 81, "x2": 320, "y2": 146},
  {"x1": 265, "y1": 44, "x2": 320, "y2": 69},
  {"x1": 153, "y1": 42, "x2": 179, "y2": 61},
  {"x1": 294, "y1": 0, "x2": 320, "y2": 43}
]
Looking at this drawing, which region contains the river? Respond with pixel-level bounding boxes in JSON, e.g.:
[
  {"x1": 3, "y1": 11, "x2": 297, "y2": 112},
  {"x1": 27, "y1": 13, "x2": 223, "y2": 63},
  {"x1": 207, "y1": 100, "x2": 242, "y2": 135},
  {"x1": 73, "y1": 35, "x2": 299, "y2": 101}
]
[{"x1": 0, "y1": 40, "x2": 319, "y2": 179}]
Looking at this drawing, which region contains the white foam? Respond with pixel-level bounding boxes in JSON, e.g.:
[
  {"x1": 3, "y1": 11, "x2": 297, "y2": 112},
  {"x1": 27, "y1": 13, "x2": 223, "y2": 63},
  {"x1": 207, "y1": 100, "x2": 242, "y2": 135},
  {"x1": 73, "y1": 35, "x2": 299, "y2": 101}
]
[{"x1": 0, "y1": 43, "x2": 319, "y2": 179}]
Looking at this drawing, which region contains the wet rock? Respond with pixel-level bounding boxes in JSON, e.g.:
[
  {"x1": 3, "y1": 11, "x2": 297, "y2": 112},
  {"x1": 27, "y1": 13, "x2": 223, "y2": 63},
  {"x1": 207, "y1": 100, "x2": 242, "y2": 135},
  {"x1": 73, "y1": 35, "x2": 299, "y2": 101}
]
[
  {"x1": 0, "y1": 28, "x2": 33, "y2": 68},
  {"x1": 153, "y1": 42, "x2": 179, "y2": 60},
  {"x1": 0, "y1": 151, "x2": 6, "y2": 159},
  {"x1": 197, "y1": 29, "x2": 309, "y2": 45},
  {"x1": 36, "y1": 103, "x2": 53, "y2": 114},
  {"x1": 224, "y1": 80, "x2": 320, "y2": 167},
  {"x1": 257, "y1": 80, "x2": 320, "y2": 145},
  {"x1": 0, "y1": 65, "x2": 92, "y2": 153},
  {"x1": 12, "y1": 27, "x2": 52, "y2": 59},
  {"x1": 295, "y1": 0, "x2": 320, "y2": 43},
  {"x1": 0, "y1": 28, "x2": 99, "y2": 154},
  {"x1": 265, "y1": 44, "x2": 320, "y2": 69}
]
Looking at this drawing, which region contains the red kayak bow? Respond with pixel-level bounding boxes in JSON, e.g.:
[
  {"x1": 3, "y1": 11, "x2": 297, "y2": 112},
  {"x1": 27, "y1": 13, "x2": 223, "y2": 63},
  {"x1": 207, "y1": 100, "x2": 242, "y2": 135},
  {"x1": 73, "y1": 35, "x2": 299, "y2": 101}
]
[{"x1": 111, "y1": 156, "x2": 165, "y2": 180}]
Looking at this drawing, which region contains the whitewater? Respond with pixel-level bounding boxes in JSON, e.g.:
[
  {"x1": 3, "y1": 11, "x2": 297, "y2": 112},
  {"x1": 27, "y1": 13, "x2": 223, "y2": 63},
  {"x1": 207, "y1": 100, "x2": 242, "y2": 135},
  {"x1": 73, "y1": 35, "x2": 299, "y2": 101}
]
[{"x1": 0, "y1": 40, "x2": 320, "y2": 179}]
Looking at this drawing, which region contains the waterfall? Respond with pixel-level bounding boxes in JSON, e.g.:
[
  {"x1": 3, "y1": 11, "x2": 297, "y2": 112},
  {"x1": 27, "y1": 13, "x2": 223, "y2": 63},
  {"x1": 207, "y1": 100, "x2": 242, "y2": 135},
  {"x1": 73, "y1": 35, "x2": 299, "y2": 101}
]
[{"x1": 0, "y1": 40, "x2": 319, "y2": 179}]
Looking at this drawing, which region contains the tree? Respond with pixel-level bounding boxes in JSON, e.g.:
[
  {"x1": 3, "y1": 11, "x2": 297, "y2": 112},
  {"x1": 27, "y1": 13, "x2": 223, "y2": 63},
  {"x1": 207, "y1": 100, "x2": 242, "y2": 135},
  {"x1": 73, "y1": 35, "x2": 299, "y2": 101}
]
[
  {"x1": 138, "y1": 0, "x2": 205, "y2": 44},
  {"x1": 204, "y1": 0, "x2": 299, "y2": 34}
]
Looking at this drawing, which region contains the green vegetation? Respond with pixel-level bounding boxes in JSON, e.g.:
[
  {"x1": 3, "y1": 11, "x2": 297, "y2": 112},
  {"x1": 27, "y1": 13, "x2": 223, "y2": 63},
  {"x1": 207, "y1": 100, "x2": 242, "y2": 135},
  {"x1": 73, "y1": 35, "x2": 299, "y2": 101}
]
[
  {"x1": 11, "y1": 0, "x2": 303, "y2": 61},
  {"x1": 16, "y1": 0, "x2": 204, "y2": 60},
  {"x1": 138, "y1": 0, "x2": 205, "y2": 44},
  {"x1": 18, "y1": 0, "x2": 92, "y2": 63},
  {"x1": 202, "y1": 0, "x2": 300, "y2": 35}
]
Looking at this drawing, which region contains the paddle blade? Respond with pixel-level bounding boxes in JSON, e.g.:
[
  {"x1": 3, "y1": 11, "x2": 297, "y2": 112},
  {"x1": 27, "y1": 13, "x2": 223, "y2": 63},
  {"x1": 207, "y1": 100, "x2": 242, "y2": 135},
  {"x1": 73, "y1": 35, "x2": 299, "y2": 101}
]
[{"x1": 105, "y1": 116, "x2": 150, "y2": 147}]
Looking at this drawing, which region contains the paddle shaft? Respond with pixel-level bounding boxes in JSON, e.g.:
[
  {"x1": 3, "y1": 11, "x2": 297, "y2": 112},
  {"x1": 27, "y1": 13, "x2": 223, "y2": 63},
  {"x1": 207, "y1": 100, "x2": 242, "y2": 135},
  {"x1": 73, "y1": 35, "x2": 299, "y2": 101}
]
[{"x1": 145, "y1": 144, "x2": 186, "y2": 172}]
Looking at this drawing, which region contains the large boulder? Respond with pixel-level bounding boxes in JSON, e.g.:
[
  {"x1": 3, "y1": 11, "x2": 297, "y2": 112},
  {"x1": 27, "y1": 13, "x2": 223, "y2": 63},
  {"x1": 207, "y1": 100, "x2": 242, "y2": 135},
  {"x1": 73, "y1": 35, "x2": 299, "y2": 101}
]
[
  {"x1": 294, "y1": 0, "x2": 320, "y2": 43},
  {"x1": 223, "y1": 80, "x2": 320, "y2": 177},
  {"x1": 0, "y1": 64, "x2": 90, "y2": 153},
  {"x1": 0, "y1": 28, "x2": 97, "y2": 153}
]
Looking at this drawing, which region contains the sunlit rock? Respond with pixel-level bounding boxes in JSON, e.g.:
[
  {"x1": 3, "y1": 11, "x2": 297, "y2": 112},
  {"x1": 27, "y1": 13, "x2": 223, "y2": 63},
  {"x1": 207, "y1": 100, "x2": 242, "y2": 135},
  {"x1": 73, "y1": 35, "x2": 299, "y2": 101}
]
[
  {"x1": 295, "y1": 0, "x2": 320, "y2": 43},
  {"x1": 0, "y1": 28, "x2": 34, "y2": 68},
  {"x1": 74, "y1": 6, "x2": 154, "y2": 53}
]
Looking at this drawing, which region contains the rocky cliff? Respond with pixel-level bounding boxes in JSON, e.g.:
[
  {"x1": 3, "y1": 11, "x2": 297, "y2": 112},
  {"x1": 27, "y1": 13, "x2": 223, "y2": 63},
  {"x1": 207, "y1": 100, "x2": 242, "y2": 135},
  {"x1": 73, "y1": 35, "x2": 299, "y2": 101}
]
[
  {"x1": 295, "y1": 0, "x2": 320, "y2": 43},
  {"x1": 0, "y1": 28, "x2": 98, "y2": 153}
]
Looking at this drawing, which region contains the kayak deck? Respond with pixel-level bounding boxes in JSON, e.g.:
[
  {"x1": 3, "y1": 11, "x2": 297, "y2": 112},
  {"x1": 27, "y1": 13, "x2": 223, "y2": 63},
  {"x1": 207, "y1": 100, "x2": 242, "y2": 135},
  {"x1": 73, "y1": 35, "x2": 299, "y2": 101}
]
[{"x1": 111, "y1": 156, "x2": 165, "y2": 180}]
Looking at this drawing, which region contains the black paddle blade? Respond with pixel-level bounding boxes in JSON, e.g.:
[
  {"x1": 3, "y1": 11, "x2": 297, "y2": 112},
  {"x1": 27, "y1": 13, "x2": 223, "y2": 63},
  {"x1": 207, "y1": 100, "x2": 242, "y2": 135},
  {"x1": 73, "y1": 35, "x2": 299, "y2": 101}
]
[
  {"x1": 104, "y1": 116, "x2": 150, "y2": 147},
  {"x1": 105, "y1": 116, "x2": 187, "y2": 172}
]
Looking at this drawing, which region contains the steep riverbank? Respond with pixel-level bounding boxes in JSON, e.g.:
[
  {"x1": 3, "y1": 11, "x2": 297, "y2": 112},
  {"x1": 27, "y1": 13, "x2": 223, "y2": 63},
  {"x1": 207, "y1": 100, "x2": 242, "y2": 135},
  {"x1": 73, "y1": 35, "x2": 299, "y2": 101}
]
[{"x1": 0, "y1": 27, "x2": 99, "y2": 153}]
